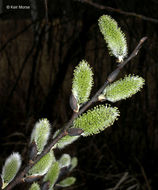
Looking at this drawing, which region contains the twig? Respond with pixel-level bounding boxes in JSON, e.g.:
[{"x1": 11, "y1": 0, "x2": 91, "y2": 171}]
[
  {"x1": 6, "y1": 44, "x2": 35, "y2": 103},
  {"x1": 136, "y1": 158, "x2": 152, "y2": 190},
  {"x1": 111, "y1": 172, "x2": 128, "y2": 190},
  {"x1": 127, "y1": 184, "x2": 139, "y2": 190},
  {"x1": 44, "y1": 0, "x2": 49, "y2": 24},
  {"x1": 76, "y1": 0, "x2": 158, "y2": 24},
  {"x1": 119, "y1": 37, "x2": 148, "y2": 68},
  {"x1": 25, "y1": 24, "x2": 45, "y2": 113},
  {"x1": 3, "y1": 37, "x2": 147, "y2": 190},
  {"x1": 0, "y1": 21, "x2": 38, "y2": 53}
]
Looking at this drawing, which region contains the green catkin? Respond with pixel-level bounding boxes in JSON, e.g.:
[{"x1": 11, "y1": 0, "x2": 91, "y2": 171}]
[
  {"x1": 98, "y1": 15, "x2": 127, "y2": 61},
  {"x1": 30, "y1": 119, "x2": 51, "y2": 154},
  {"x1": 70, "y1": 157, "x2": 78, "y2": 171},
  {"x1": 103, "y1": 75, "x2": 145, "y2": 102},
  {"x1": 1, "y1": 153, "x2": 21, "y2": 189},
  {"x1": 72, "y1": 60, "x2": 93, "y2": 105},
  {"x1": 73, "y1": 105, "x2": 120, "y2": 136},
  {"x1": 53, "y1": 130, "x2": 79, "y2": 149},
  {"x1": 43, "y1": 162, "x2": 60, "y2": 189},
  {"x1": 29, "y1": 183, "x2": 40, "y2": 190},
  {"x1": 28, "y1": 151, "x2": 54, "y2": 176},
  {"x1": 58, "y1": 177, "x2": 76, "y2": 187},
  {"x1": 58, "y1": 154, "x2": 71, "y2": 168}
]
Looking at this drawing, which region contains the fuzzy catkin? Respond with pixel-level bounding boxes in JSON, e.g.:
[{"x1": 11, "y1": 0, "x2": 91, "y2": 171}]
[
  {"x1": 98, "y1": 15, "x2": 127, "y2": 61},
  {"x1": 73, "y1": 105, "x2": 119, "y2": 136},
  {"x1": 72, "y1": 60, "x2": 93, "y2": 105},
  {"x1": 103, "y1": 75, "x2": 145, "y2": 102}
]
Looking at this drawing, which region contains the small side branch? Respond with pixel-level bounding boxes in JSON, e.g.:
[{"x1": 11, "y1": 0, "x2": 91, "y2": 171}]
[
  {"x1": 76, "y1": 0, "x2": 158, "y2": 24},
  {"x1": 79, "y1": 37, "x2": 147, "y2": 113},
  {"x1": 112, "y1": 172, "x2": 128, "y2": 190}
]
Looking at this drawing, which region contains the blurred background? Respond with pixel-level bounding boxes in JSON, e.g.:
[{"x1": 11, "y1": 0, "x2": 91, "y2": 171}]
[{"x1": 0, "y1": 0, "x2": 158, "y2": 189}]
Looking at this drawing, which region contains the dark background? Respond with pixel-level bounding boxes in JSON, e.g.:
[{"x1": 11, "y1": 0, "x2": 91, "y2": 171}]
[{"x1": 0, "y1": 0, "x2": 158, "y2": 189}]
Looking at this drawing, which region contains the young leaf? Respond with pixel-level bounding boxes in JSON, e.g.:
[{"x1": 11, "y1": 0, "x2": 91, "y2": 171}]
[
  {"x1": 30, "y1": 119, "x2": 51, "y2": 155},
  {"x1": 73, "y1": 105, "x2": 119, "y2": 136},
  {"x1": 98, "y1": 15, "x2": 127, "y2": 61},
  {"x1": 43, "y1": 161, "x2": 60, "y2": 189},
  {"x1": 72, "y1": 60, "x2": 93, "y2": 107},
  {"x1": 1, "y1": 153, "x2": 21, "y2": 189},
  {"x1": 28, "y1": 151, "x2": 54, "y2": 177},
  {"x1": 70, "y1": 157, "x2": 78, "y2": 171},
  {"x1": 103, "y1": 75, "x2": 145, "y2": 102},
  {"x1": 58, "y1": 177, "x2": 76, "y2": 187},
  {"x1": 53, "y1": 130, "x2": 79, "y2": 149},
  {"x1": 58, "y1": 154, "x2": 71, "y2": 168},
  {"x1": 29, "y1": 182, "x2": 40, "y2": 190}
]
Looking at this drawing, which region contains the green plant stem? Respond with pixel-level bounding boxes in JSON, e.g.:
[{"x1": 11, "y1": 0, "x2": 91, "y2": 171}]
[{"x1": 3, "y1": 37, "x2": 147, "y2": 190}]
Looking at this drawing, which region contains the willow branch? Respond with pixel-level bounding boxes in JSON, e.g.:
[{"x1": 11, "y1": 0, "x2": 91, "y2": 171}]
[
  {"x1": 4, "y1": 37, "x2": 147, "y2": 190},
  {"x1": 76, "y1": 0, "x2": 158, "y2": 24}
]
